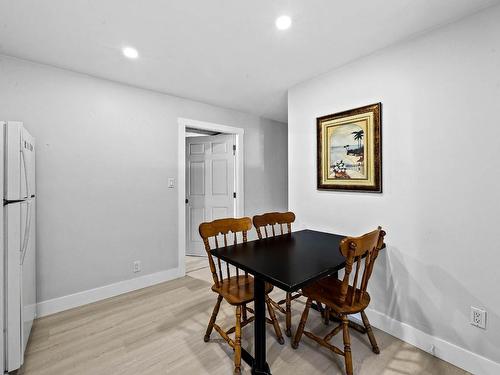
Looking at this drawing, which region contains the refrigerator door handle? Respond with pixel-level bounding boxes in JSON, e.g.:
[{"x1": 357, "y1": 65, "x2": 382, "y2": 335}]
[
  {"x1": 21, "y1": 144, "x2": 30, "y2": 198},
  {"x1": 20, "y1": 200, "x2": 32, "y2": 265}
]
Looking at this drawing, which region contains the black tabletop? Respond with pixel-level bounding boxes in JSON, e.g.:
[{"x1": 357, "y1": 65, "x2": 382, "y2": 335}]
[{"x1": 210, "y1": 229, "x2": 347, "y2": 292}]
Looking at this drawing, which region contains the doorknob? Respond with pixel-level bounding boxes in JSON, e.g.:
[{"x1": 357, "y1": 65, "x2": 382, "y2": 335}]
[{"x1": 185, "y1": 199, "x2": 188, "y2": 204}]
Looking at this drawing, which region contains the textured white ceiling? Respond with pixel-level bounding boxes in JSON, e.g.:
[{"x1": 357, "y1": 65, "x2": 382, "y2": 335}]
[{"x1": 1, "y1": 0, "x2": 499, "y2": 122}]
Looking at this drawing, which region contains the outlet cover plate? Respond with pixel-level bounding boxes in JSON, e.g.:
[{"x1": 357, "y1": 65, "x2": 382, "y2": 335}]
[
  {"x1": 133, "y1": 261, "x2": 141, "y2": 273},
  {"x1": 470, "y1": 306, "x2": 486, "y2": 329}
]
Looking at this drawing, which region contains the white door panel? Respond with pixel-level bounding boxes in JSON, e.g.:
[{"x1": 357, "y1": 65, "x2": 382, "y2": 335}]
[
  {"x1": 186, "y1": 134, "x2": 235, "y2": 256},
  {"x1": 212, "y1": 159, "x2": 228, "y2": 195},
  {"x1": 211, "y1": 141, "x2": 228, "y2": 154},
  {"x1": 212, "y1": 207, "x2": 229, "y2": 220},
  {"x1": 189, "y1": 207, "x2": 205, "y2": 242},
  {"x1": 189, "y1": 161, "x2": 205, "y2": 196}
]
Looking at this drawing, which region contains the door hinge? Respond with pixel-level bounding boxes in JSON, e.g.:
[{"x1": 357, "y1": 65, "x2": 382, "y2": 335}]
[
  {"x1": 232, "y1": 144, "x2": 236, "y2": 155},
  {"x1": 233, "y1": 192, "x2": 236, "y2": 198}
]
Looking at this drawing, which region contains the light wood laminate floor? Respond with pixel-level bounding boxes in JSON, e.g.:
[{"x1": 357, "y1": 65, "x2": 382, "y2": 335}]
[{"x1": 18, "y1": 257, "x2": 470, "y2": 374}]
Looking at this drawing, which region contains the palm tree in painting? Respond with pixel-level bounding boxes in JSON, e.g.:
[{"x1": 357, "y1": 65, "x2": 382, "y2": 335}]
[{"x1": 351, "y1": 130, "x2": 364, "y2": 150}]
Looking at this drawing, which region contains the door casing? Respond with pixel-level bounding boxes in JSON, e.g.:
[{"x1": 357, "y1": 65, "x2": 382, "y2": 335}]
[{"x1": 177, "y1": 118, "x2": 244, "y2": 276}]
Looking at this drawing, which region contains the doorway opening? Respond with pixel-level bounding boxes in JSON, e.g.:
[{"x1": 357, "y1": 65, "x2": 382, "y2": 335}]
[{"x1": 177, "y1": 118, "x2": 244, "y2": 276}]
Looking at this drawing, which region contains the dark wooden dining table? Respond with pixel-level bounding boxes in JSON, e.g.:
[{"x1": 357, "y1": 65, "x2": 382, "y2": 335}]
[{"x1": 210, "y1": 229, "x2": 351, "y2": 375}]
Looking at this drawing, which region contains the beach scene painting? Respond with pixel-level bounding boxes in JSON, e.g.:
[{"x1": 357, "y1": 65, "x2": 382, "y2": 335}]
[
  {"x1": 328, "y1": 122, "x2": 366, "y2": 180},
  {"x1": 317, "y1": 103, "x2": 382, "y2": 192}
]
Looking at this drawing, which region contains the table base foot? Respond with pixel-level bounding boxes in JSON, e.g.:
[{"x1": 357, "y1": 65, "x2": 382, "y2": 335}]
[
  {"x1": 240, "y1": 349, "x2": 271, "y2": 374},
  {"x1": 251, "y1": 365, "x2": 271, "y2": 375}
]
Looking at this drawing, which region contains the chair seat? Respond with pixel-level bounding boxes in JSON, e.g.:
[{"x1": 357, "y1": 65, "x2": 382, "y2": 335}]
[
  {"x1": 302, "y1": 275, "x2": 371, "y2": 314},
  {"x1": 212, "y1": 275, "x2": 274, "y2": 305}
]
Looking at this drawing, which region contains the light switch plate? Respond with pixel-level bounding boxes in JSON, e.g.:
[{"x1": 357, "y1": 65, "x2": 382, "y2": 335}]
[{"x1": 168, "y1": 178, "x2": 175, "y2": 188}]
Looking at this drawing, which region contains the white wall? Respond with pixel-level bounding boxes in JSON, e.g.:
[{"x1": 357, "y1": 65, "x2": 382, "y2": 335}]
[
  {"x1": 288, "y1": 5, "x2": 500, "y2": 373},
  {"x1": 0, "y1": 55, "x2": 287, "y2": 304}
]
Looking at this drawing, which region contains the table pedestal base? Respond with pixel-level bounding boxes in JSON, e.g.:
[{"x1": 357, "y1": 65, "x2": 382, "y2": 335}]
[
  {"x1": 251, "y1": 277, "x2": 272, "y2": 374},
  {"x1": 251, "y1": 363, "x2": 271, "y2": 375}
]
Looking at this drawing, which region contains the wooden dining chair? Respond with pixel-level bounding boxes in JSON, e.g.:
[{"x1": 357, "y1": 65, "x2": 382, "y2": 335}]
[
  {"x1": 292, "y1": 227, "x2": 386, "y2": 375},
  {"x1": 252, "y1": 211, "x2": 299, "y2": 337},
  {"x1": 199, "y1": 217, "x2": 284, "y2": 374}
]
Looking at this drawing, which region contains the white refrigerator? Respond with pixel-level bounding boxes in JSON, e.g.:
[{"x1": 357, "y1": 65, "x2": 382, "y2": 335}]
[{"x1": 1, "y1": 121, "x2": 36, "y2": 373}]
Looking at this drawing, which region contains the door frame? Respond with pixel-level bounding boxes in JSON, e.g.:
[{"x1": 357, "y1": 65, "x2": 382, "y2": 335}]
[{"x1": 177, "y1": 118, "x2": 244, "y2": 276}]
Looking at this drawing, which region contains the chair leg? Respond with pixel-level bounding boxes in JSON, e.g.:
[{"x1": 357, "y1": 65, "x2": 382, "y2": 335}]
[
  {"x1": 292, "y1": 297, "x2": 312, "y2": 349},
  {"x1": 324, "y1": 307, "x2": 330, "y2": 325},
  {"x1": 204, "y1": 295, "x2": 223, "y2": 342},
  {"x1": 316, "y1": 300, "x2": 324, "y2": 316},
  {"x1": 342, "y1": 315, "x2": 353, "y2": 375},
  {"x1": 242, "y1": 303, "x2": 248, "y2": 322},
  {"x1": 285, "y1": 292, "x2": 292, "y2": 337},
  {"x1": 234, "y1": 306, "x2": 242, "y2": 374},
  {"x1": 266, "y1": 296, "x2": 284, "y2": 344},
  {"x1": 361, "y1": 310, "x2": 380, "y2": 354}
]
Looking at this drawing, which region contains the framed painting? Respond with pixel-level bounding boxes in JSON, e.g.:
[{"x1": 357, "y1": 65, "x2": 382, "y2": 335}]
[{"x1": 317, "y1": 103, "x2": 382, "y2": 192}]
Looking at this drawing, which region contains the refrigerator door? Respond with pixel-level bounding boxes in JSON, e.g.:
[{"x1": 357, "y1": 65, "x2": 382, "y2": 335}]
[
  {"x1": 21, "y1": 197, "x2": 36, "y2": 353},
  {"x1": 0, "y1": 122, "x2": 5, "y2": 374},
  {"x1": 5, "y1": 198, "x2": 35, "y2": 371},
  {"x1": 5, "y1": 201, "x2": 23, "y2": 371},
  {"x1": 5, "y1": 122, "x2": 36, "y2": 201}
]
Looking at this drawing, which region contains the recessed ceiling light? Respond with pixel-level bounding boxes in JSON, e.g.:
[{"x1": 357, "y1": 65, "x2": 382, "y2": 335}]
[
  {"x1": 122, "y1": 46, "x2": 139, "y2": 59},
  {"x1": 275, "y1": 15, "x2": 292, "y2": 30}
]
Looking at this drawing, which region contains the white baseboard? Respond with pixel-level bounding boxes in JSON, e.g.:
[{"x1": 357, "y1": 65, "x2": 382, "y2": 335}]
[
  {"x1": 366, "y1": 308, "x2": 500, "y2": 375},
  {"x1": 35, "y1": 271, "x2": 499, "y2": 374},
  {"x1": 36, "y1": 267, "x2": 183, "y2": 318}
]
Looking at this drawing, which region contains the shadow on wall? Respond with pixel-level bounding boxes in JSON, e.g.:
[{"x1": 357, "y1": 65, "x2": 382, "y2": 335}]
[
  {"x1": 370, "y1": 246, "x2": 499, "y2": 365},
  {"x1": 244, "y1": 118, "x2": 288, "y2": 219}
]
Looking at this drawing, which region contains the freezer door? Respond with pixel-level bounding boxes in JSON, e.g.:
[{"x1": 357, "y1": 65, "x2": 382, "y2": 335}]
[{"x1": 5, "y1": 122, "x2": 36, "y2": 200}]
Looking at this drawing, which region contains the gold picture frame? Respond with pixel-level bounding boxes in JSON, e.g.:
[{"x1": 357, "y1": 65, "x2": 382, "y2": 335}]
[{"x1": 317, "y1": 103, "x2": 382, "y2": 192}]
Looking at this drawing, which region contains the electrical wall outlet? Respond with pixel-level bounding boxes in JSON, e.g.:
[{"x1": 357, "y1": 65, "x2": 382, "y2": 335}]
[
  {"x1": 133, "y1": 260, "x2": 141, "y2": 273},
  {"x1": 470, "y1": 306, "x2": 486, "y2": 329}
]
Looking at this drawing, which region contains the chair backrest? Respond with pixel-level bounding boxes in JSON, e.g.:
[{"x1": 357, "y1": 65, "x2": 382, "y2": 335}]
[
  {"x1": 253, "y1": 211, "x2": 296, "y2": 239},
  {"x1": 338, "y1": 227, "x2": 386, "y2": 306},
  {"x1": 199, "y1": 217, "x2": 252, "y2": 287}
]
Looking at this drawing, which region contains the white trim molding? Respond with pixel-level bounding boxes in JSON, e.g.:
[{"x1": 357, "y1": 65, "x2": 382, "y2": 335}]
[
  {"x1": 36, "y1": 267, "x2": 182, "y2": 318},
  {"x1": 177, "y1": 118, "x2": 245, "y2": 273},
  {"x1": 366, "y1": 308, "x2": 500, "y2": 375}
]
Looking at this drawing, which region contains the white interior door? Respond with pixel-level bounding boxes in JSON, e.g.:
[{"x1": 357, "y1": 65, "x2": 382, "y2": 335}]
[{"x1": 186, "y1": 134, "x2": 236, "y2": 256}]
